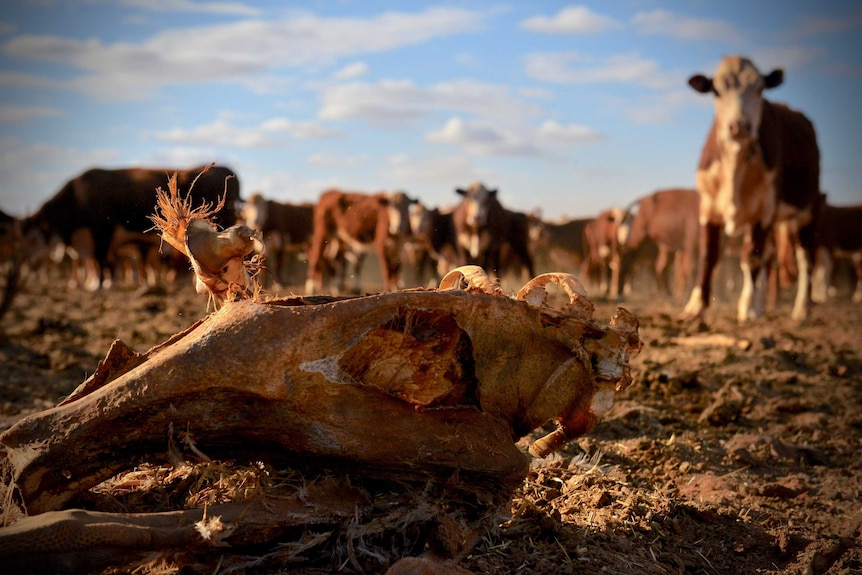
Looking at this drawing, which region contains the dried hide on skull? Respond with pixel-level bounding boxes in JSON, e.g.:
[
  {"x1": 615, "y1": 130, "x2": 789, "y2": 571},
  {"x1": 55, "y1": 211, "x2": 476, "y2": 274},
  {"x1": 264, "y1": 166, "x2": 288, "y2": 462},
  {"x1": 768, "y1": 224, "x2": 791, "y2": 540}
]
[{"x1": 0, "y1": 171, "x2": 641, "y2": 574}]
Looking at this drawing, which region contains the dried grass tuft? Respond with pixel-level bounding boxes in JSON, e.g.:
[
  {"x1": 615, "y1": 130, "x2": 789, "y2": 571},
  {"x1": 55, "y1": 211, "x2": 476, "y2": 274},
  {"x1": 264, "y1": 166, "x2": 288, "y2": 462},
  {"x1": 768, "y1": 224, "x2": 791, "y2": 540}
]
[{"x1": 149, "y1": 162, "x2": 226, "y2": 257}]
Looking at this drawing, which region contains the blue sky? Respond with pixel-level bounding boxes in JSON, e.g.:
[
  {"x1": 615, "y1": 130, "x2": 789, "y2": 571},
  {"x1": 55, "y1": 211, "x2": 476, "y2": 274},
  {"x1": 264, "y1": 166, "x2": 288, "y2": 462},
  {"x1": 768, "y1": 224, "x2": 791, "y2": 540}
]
[{"x1": 1, "y1": 1, "x2": 860, "y2": 221}]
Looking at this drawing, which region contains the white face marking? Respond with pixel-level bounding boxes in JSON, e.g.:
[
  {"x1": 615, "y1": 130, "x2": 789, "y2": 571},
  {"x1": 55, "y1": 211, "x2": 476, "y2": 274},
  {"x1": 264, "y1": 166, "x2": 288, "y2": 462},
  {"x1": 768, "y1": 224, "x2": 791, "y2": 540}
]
[
  {"x1": 712, "y1": 57, "x2": 766, "y2": 143},
  {"x1": 462, "y1": 183, "x2": 491, "y2": 228}
]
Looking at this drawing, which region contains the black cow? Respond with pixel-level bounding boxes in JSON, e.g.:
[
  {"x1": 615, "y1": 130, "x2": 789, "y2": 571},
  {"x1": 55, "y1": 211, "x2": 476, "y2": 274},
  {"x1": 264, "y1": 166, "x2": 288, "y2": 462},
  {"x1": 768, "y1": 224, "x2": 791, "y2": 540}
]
[
  {"x1": 451, "y1": 182, "x2": 534, "y2": 281},
  {"x1": 242, "y1": 192, "x2": 314, "y2": 287},
  {"x1": 403, "y1": 202, "x2": 459, "y2": 286},
  {"x1": 24, "y1": 165, "x2": 241, "y2": 289}
]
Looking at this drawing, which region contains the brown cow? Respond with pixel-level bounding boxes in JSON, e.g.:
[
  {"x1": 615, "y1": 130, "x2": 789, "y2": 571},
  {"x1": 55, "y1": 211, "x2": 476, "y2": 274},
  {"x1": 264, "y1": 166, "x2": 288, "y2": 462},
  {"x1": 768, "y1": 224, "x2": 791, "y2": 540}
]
[
  {"x1": 582, "y1": 208, "x2": 623, "y2": 298},
  {"x1": 242, "y1": 192, "x2": 314, "y2": 287},
  {"x1": 529, "y1": 216, "x2": 591, "y2": 277},
  {"x1": 451, "y1": 182, "x2": 534, "y2": 281},
  {"x1": 305, "y1": 189, "x2": 415, "y2": 294},
  {"x1": 812, "y1": 201, "x2": 862, "y2": 303},
  {"x1": 682, "y1": 56, "x2": 821, "y2": 322},
  {"x1": 617, "y1": 189, "x2": 700, "y2": 298}
]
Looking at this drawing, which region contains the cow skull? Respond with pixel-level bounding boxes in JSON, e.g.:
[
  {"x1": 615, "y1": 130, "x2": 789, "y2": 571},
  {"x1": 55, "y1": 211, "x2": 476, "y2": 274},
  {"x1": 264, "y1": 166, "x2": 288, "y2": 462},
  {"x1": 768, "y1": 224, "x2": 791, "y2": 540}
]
[{"x1": 1, "y1": 266, "x2": 640, "y2": 515}]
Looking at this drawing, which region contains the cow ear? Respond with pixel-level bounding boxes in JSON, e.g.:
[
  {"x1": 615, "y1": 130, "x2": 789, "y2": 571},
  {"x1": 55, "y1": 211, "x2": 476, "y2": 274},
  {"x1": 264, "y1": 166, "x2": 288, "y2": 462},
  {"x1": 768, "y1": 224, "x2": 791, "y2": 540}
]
[
  {"x1": 488, "y1": 189, "x2": 498, "y2": 197},
  {"x1": 688, "y1": 74, "x2": 713, "y2": 94},
  {"x1": 456, "y1": 188, "x2": 467, "y2": 196},
  {"x1": 764, "y1": 68, "x2": 784, "y2": 90}
]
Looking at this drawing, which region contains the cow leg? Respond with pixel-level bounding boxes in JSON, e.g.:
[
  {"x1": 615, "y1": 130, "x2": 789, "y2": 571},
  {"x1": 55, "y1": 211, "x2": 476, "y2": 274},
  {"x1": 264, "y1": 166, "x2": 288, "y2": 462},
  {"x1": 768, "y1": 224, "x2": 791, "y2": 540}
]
[
  {"x1": 852, "y1": 254, "x2": 862, "y2": 303},
  {"x1": 654, "y1": 246, "x2": 670, "y2": 295},
  {"x1": 682, "y1": 222, "x2": 721, "y2": 319},
  {"x1": 738, "y1": 223, "x2": 770, "y2": 322},
  {"x1": 305, "y1": 237, "x2": 329, "y2": 295},
  {"x1": 608, "y1": 251, "x2": 622, "y2": 300},
  {"x1": 790, "y1": 218, "x2": 816, "y2": 321},
  {"x1": 811, "y1": 246, "x2": 831, "y2": 303},
  {"x1": 790, "y1": 242, "x2": 811, "y2": 320},
  {"x1": 339, "y1": 252, "x2": 362, "y2": 294}
]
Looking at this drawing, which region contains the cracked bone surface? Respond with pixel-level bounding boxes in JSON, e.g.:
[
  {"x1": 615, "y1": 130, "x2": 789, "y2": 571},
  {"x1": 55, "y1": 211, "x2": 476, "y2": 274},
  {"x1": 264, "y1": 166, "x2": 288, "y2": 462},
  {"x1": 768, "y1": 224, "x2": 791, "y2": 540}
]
[{"x1": 1, "y1": 267, "x2": 640, "y2": 517}]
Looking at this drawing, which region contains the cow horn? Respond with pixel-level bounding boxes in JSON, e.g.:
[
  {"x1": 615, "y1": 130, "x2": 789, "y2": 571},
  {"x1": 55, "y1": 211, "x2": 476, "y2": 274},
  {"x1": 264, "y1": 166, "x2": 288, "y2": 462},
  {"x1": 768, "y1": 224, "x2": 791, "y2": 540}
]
[
  {"x1": 516, "y1": 273, "x2": 593, "y2": 317},
  {"x1": 438, "y1": 265, "x2": 503, "y2": 296}
]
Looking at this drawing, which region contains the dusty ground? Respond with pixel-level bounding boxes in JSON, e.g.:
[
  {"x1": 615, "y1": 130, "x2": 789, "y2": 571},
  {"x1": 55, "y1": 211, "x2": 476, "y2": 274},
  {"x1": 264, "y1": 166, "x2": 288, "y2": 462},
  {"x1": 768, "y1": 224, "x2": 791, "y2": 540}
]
[{"x1": 0, "y1": 265, "x2": 860, "y2": 574}]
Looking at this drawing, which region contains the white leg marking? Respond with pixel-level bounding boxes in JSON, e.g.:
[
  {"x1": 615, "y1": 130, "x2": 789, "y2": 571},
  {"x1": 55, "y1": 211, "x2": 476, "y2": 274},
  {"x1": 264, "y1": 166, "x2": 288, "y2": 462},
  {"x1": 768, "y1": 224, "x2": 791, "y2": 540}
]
[
  {"x1": 738, "y1": 261, "x2": 754, "y2": 323},
  {"x1": 791, "y1": 245, "x2": 809, "y2": 321},
  {"x1": 683, "y1": 286, "x2": 704, "y2": 318}
]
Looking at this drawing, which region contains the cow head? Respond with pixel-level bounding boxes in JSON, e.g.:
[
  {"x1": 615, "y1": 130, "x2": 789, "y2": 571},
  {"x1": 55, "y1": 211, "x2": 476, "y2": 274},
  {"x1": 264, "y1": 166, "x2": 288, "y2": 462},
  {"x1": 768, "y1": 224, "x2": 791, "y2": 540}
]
[
  {"x1": 408, "y1": 202, "x2": 432, "y2": 239},
  {"x1": 690, "y1": 56, "x2": 783, "y2": 235},
  {"x1": 455, "y1": 182, "x2": 497, "y2": 229},
  {"x1": 616, "y1": 206, "x2": 637, "y2": 251},
  {"x1": 241, "y1": 192, "x2": 268, "y2": 230},
  {"x1": 384, "y1": 191, "x2": 417, "y2": 237},
  {"x1": 690, "y1": 55, "x2": 783, "y2": 142}
]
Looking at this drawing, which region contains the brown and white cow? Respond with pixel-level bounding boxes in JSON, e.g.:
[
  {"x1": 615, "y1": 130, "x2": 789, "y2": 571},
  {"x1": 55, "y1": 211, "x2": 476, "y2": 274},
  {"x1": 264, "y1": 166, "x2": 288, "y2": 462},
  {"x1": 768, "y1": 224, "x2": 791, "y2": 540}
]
[
  {"x1": 242, "y1": 192, "x2": 314, "y2": 287},
  {"x1": 617, "y1": 188, "x2": 700, "y2": 299},
  {"x1": 812, "y1": 201, "x2": 862, "y2": 303},
  {"x1": 682, "y1": 56, "x2": 820, "y2": 322},
  {"x1": 305, "y1": 189, "x2": 415, "y2": 294},
  {"x1": 451, "y1": 182, "x2": 534, "y2": 281}
]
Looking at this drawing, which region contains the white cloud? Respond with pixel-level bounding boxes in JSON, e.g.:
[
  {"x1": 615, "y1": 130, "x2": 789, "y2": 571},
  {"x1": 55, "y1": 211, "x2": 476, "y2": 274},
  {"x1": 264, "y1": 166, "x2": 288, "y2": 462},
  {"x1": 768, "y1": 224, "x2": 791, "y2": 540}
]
[
  {"x1": 306, "y1": 153, "x2": 369, "y2": 168},
  {"x1": 785, "y1": 10, "x2": 862, "y2": 38},
  {"x1": 524, "y1": 51, "x2": 680, "y2": 89},
  {"x1": 1, "y1": 7, "x2": 485, "y2": 100},
  {"x1": 535, "y1": 120, "x2": 604, "y2": 145},
  {"x1": 259, "y1": 117, "x2": 340, "y2": 139},
  {"x1": 0, "y1": 70, "x2": 60, "y2": 89},
  {"x1": 0, "y1": 139, "x2": 119, "y2": 216},
  {"x1": 381, "y1": 154, "x2": 491, "y2": 207},
  {"x1": 133, "y1": 148, "x2": 237, "y2": 171},
  {"x1": 427, "y1": 117, "x2": 538, "y2": 156},
  {"x1": 0, "y1": 104, "x2": 61, "y2": 122},
  {"x1": 332, "y1": 61, "x2": 368, "y2": 80},
  {"x1": 620, "y1": 90, "x2": 697, "y2": 125},
  {"x1": 454, "y1": 52, "x2": 479, "y2": 67},
  {"x1": 631, "y1": 10, "x2": 741, "y2": 42},
  {"x1": 156, "y1": 117, "x2": 338, "y2": 148},
  {"x1": 521, "y1": 5, "x2": 622, "y2": 34},
  {"x1": 426, "y1": 116, "x2": 603, "y2": 157},
  {"x1": 318, "y1": 79, "x2": 543, "y2": 128},
  {"x1": 119, "y1": 0, "x2": 261, "y2": 16},
  {"x1": 750, "y1": 45, "x2": 827, "y2": 72}
]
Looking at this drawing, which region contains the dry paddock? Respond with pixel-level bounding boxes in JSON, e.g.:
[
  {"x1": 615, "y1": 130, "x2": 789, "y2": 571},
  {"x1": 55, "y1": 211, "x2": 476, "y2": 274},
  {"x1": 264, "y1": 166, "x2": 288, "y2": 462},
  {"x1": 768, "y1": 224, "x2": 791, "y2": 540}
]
[{"x1": 0, "y1": 262, "x2": 860, "y2": 574}]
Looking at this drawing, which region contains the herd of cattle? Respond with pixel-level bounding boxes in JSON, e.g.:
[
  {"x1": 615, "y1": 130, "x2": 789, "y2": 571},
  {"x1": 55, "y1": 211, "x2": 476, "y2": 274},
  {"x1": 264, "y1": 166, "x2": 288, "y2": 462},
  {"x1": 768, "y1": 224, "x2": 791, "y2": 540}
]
[{"x1": 1, "y1": 55, "x2": 860, "y2": 322}]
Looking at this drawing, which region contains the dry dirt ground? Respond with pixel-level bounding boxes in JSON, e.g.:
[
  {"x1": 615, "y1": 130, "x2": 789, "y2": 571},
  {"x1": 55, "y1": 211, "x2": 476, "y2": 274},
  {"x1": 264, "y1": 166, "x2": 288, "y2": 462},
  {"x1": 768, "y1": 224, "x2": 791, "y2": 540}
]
[{"x1": 0, "y1": 266, "x2": 860, "y2": 575}]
